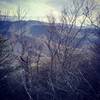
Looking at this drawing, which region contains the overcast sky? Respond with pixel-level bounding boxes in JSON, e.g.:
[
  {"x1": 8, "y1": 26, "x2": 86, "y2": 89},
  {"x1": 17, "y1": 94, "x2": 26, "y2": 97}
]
[{"x1": 0, "y1": 0, "x2": 100, "y2": 21}]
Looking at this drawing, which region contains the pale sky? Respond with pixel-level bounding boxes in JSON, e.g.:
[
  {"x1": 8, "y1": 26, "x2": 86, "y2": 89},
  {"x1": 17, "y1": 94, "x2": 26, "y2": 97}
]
[
  {"x1": 0, "y1": 0, "x2": 100, "y2": 23},
  {"x1": 0, "y1": 0, "x2": 63, "y2": 20}
]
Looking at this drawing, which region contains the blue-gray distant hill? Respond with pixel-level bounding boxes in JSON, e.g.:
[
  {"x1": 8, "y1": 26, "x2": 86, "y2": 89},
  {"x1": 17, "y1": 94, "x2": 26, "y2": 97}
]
[
  {"x1": 0, "y1": 20, "x2": 49, "y2": 37},
  {"x1": 0, "y1": 20, "x2": 99, "y2": 46}
]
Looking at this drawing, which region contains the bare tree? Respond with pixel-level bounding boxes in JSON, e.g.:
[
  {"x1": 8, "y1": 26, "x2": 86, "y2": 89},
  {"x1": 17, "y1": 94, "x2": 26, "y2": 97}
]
[
  {"x1": 13, "y1": 5, "x2": 44, "y2": 100},
  {"x1": 9, "y1": 5, "x2": 34, "y2": 100},
  {"x1": 44, "y1": 0, "x2": 97, "y2": 98}
]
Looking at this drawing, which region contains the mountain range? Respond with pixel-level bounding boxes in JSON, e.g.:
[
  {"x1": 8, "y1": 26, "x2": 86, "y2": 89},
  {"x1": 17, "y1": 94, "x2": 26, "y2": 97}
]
[{"x1": 0, "y1": 20, "x2": 99, "y2": 47}]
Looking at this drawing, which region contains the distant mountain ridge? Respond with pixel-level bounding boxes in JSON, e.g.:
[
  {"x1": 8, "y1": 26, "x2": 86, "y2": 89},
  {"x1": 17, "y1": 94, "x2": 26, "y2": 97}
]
[
  {"x1": 0, "y1": 20, "x2": 99, "y2": 45},
  {"x1": 0, "y1": 20, "x2": 48, "y2": 37},
  {"x1": 0, "y1": 20, "x2": 98, "y2": 36}
]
